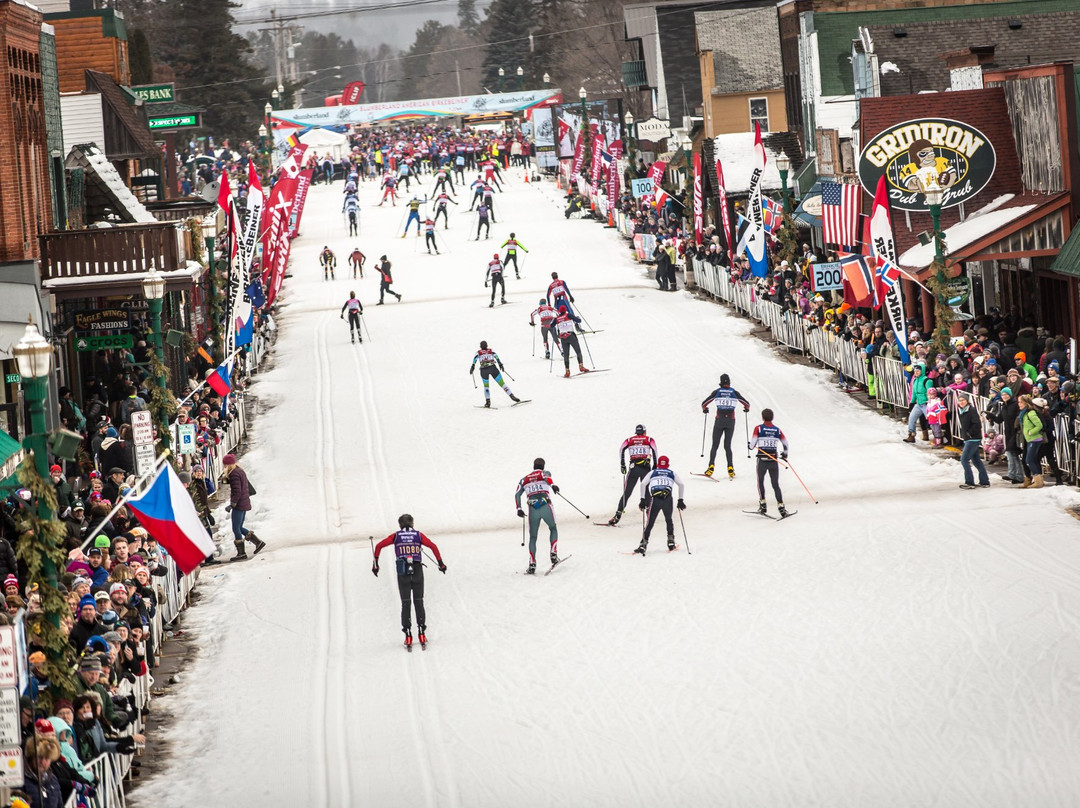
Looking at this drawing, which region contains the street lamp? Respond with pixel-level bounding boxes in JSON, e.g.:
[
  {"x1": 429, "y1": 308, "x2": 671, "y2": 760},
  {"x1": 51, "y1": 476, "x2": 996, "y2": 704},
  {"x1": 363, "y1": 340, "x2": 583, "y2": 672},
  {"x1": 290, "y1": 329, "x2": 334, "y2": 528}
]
[
  {"x1": 516, "y1": 65, "x2": 524, "y2": 90},
  {"x1": 924, "y1": 187, "x2": 945, "y2": 262},
  {"x1": 775, "y1": 152, "x2": 791, "y2": 212},
  {"x1": 142, "y1": 262, "x2": 168, "y2": 429},
  {"x1": 624, "y1": 110, "x2": 635, "y2": 174},
  {"x1": 271, "y1": 88, "x2": 279, "y2": 111},
  {"x1": 498, "y1": 67, "x2": 505, "y2": 92},
  {"x1": 578, "y1": 87, "x2": 591, "y2": 182},
  {"x1": 543, "y1": 72, "x2": 550, "y2": 87}
]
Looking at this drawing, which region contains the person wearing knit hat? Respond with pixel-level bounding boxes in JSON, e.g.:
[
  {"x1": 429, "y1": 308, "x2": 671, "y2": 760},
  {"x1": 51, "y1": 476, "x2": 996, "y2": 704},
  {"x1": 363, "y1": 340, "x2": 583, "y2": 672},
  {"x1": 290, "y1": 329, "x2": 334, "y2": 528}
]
[
  {"x1": 69, "y1": 595, "x2": 104, "y2": 652},
  {"x1": 3, "y1": 575, "x2": 18, "y2": 596},
  {"x1": 222, "y1": 454, "x2": 265, "y2": 561}
]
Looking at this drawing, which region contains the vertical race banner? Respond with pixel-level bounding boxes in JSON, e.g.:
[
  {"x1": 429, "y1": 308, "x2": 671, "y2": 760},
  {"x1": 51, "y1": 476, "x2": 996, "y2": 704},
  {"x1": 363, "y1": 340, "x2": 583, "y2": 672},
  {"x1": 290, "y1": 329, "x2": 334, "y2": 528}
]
[
  {"x1": 590, "y1": 133, "x2": 606, "y2": 200},
  {"x1": 715, "y1": 158, "x2": 733, "y2": 251},
  {"x1": 288, "y1": 169, "x2": 314, "y2": 238},
  {"x1": 747, "y1": 122, "x2": 766, "y2": 229},
  {"x1": 692, "y1": 151, "x2": 703, "y2": 245},
  {"x1": 868, "y1": 176, "x2": 910, "y2": 367},
  {"x1": 570, "y1": 130, "x2": 586, "y2": 181},
  {"x1": 233, "y1": 161, "x2": 263, "y2": 348},
  {"x1": 643, "y1": 159, "x2": 668, "y2": 208},
  {"x1": 607, "y1": 141, "x2": 622, "y2": 213}
]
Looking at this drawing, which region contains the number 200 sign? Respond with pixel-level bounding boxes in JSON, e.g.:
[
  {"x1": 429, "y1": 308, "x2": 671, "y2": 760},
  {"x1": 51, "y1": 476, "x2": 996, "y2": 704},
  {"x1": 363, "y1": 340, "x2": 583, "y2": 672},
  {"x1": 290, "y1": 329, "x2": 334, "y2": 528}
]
[{"x1": 811, "y1": 262, "x2": 843, "y2": 293}]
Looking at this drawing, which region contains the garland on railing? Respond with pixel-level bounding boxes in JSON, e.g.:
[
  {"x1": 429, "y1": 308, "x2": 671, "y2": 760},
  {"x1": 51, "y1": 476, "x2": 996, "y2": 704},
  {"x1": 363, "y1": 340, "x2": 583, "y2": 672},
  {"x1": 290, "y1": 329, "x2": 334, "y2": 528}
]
[
  {"x1": 185, "y1": 217, "x2": 204, "y2": 266},
  {"x1": 14, "y1": 454, "x2": 78, "y2": 705}
]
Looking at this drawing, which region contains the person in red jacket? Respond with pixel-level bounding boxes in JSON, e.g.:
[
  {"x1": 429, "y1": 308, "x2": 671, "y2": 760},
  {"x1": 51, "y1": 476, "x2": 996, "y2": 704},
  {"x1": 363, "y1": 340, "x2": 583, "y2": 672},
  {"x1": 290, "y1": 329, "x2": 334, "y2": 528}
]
[{"x1": 372, "y1": 514, "x2": 446, "y2": 648}]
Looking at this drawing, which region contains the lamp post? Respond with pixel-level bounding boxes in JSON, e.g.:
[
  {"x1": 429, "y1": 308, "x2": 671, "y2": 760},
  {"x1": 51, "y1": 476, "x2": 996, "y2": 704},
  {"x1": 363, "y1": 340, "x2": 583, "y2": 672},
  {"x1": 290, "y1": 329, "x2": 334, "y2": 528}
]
[
  {"x1": 13, "y1": 322, "x2": 60, "y2": 623},
  {"x1": 201, "y1": 216, "x2": 218, "y2": 356},
  {"x1": 775, "y1": 152, "x2": 791, "y2": 213},
  {"x1": 498, "y1": 67, "x2": 505, "y2": 92},
  {"x1": 142, "y1": 262, "x2": 169, "y2": 452},
  {"x1": 925, "y1": 187, "x2": 945, "y2": 263},
  {"x1": 624, "y1": 110, "x2": 635, "y2": 176},
  {"x1": 579, "y1": 87, "x2": 591, "y2": 177},
  {"x1": 271, "y1": 87, "x2": 280, "y2": 111},
  {"x1": 543, "y1": 72, "x2": 550, "y2": 88},
  {"x1": 516, "y1": 66, "x2": 524, "y2": 91}
]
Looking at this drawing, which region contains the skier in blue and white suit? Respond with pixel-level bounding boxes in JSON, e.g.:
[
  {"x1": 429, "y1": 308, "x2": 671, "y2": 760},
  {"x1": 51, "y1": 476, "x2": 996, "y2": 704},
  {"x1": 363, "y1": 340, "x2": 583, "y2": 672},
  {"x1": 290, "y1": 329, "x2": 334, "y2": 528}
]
[{"x1": 634, "y1": 456, "x2": 685, "y2": 555}]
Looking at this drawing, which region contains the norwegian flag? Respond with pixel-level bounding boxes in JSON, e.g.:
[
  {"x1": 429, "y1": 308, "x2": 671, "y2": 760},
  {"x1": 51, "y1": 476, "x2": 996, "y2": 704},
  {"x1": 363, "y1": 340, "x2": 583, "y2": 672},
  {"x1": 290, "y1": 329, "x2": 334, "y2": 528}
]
[
  {"x1": 838, "y1": 252, "x2": 876, "y2": 307},
  {"x1": 761, "y1": 196, "x2": 783, "y2": 236},
  {"x1": 875, "y1": 256, "x2": 902, "y2": 302},
  {"x1": 821, "y1": 181, "x2": 861, "y2": 249}
]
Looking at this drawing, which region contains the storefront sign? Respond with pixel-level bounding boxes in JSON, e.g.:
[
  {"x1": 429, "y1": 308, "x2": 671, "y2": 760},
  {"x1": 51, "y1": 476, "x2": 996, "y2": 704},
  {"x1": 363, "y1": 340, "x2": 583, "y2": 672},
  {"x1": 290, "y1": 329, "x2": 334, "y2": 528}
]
[
  {"x1": 75, "y1": 334, "x2": 134, "y2": 352},
  {"x1": 3, "y1": 374, "x2": 19, "y2": 384},
  {"x1": 858, "y1": 118, "x2": 996, "y2": 211},
  {"x1": 74, "y1": 309, "x2": 130, "y2": 331},
  {"x1": 131, "y1": 83, "x2": 175, "y2": 103},
  {"x1": 149, "y1": 113, "x2": 199, "y2": 130},
  {"x1": 810, "y1": 262, "x2": 843, "y2": 292},
  {"x1": 944, "y1": 277, "x2": 971, "y2": 306},
  {"x1": 635, "y1": 117, "x2": 671, "y2": 142}
]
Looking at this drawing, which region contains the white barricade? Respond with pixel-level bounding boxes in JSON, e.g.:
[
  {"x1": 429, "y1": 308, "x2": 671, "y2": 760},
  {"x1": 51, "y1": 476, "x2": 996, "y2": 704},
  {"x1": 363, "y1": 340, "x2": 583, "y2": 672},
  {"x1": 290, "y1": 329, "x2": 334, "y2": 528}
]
[
  {"x1": 88, "y1": 752, "x2": 126, "y2": 808},
  {"x1": 836, "y1": 339, "x2": 869, "y2": 386},
  {"x1": 870, "y1": 356, "x2": 909, "y2": 408}
]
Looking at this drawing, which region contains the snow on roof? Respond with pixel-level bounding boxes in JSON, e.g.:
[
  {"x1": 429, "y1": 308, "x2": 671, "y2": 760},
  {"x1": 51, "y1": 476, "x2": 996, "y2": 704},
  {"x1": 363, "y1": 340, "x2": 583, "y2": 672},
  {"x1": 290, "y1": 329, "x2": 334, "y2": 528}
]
[
  {"x1": 898, "y1": 195, "x2": 1035, "y2": 269},
  {"x1": 711, "y1": 133, "x2": 784, "y2": 195},
  {"x1": 77, "y1": 145, "x2": 157, "y2": 224}
]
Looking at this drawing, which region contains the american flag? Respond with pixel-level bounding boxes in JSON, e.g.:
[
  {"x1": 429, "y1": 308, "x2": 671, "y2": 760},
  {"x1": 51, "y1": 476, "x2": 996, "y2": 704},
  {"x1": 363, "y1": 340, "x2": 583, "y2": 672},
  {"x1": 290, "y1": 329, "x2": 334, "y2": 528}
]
[{"x1": 821, "y1": 181, "x2": 860, "y2": 249}]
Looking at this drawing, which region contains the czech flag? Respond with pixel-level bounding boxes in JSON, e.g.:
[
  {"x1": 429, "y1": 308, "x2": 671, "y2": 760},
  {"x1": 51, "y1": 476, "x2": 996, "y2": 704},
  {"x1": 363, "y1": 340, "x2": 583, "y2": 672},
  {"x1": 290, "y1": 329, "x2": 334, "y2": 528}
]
[
  {"x1": 125, "y1": 463, "x2": 215, "y2": 574},
  {"x1": 206, "y1": 358, "x2": 232, "y2": 397}
]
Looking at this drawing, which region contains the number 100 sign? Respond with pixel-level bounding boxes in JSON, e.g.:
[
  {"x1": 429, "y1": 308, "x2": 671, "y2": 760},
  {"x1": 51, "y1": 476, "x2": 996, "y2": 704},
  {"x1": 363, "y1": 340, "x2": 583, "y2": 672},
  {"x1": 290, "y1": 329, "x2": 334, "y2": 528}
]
[{"x1": 811, "y1": 262, "x2": 843, "y2": 293}]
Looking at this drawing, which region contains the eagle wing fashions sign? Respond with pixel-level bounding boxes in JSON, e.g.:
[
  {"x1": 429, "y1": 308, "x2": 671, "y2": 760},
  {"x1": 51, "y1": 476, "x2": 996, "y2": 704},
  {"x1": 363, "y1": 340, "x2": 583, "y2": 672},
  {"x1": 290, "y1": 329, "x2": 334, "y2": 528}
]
[{"x1": 858, "y1": 118, "x2": 996, "y2": 212}]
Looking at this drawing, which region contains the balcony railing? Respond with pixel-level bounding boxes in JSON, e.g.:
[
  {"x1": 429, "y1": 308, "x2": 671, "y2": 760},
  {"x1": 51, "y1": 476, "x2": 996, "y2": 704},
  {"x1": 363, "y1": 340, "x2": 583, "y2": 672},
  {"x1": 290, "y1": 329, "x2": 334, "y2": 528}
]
[{"x1": 38, "y1": 222, "x2": 186, "y2": 282}]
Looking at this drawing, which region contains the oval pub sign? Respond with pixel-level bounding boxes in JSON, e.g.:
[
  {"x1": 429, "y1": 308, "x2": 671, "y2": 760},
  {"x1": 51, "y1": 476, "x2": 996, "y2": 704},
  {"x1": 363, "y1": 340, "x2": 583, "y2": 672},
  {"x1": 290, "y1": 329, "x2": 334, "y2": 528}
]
[{"x1": 858, "y1": 117, "x2": 996, "y2": 212}]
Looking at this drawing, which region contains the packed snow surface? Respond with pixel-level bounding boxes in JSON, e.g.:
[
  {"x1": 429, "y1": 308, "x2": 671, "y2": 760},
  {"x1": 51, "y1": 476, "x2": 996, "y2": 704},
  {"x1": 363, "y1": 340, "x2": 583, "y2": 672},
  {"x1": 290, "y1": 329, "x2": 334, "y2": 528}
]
[{"x1": 133, "y1": 168, "x2": 1080, "y2": 808}]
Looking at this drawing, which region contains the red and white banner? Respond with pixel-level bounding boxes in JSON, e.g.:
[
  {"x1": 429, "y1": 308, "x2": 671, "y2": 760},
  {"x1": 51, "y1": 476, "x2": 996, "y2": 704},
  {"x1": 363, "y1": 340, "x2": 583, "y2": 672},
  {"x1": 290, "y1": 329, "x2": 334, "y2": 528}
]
[
  {"x1": 692, "y1": 151, "x2": 703, "y2": 245},
  {"x1": 747, "y1": 122, "x2": 767, "y2": 229},
  {"x1": 571, "y1": 131, "x2": 586, "y2": 181},
  {"x1": 288, "y1": 169, "x2": 313, "y2": 239},
  {"x1": 868, "y1": 176, "x2": 910, "y2": 366},
  {"x1": 715, "y1": 159, "x2": 732, "y2": 251},
  {"x1": 261, "y1": 147, "x2": 310, "y2": 307},
  {"x1": 590, "y1": 134, "x2": 606, "y2": 199},
  {"x1": 607, "y1": 141, "x2": 622, "y2": 213},
  {"x1": 643, "y1": 159, "x2": 667, "y2": 207}
]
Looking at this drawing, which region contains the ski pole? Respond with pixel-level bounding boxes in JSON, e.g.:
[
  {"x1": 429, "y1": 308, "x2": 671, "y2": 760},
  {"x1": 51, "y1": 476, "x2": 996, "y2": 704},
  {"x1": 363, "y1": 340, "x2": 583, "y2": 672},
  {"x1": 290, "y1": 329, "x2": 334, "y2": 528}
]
[
  {"x1": 471, "y1": 370, "x2": 477, "y2": 389},
  {"x1": 502, "y1": 368, "x2": 516, "y2": 382},
  {"x1": 521, "y1": 514, "x2": 526, "y2": 547},
  {"x1": 532, "y1": 323, "x2": 536, "y2": 358},
  {"x1": 760, "y1": 450, "x2": 818, "y2": 503},
  {"x1": 422, "y1": 548, "x2": 445, "y2": 573},
  {"x1": 556, "y1": 491, "x2": 589, "y2": 519},
  {"x1": 369, "y1": 535, "x2": 374, "y2": 557},
  {"x1": 573, "y1": 304, "x2": 596, "y2": 333},
  {"x1": 361, "y1": 316, "x2": 372, "y2": 342},
  {"x1": 678, "y1": 510, "x2": 691, "y2": 555},
  {"x1": 744, "y1": 412, "x2": 750, "y2": 459},
  {"x1": 578, "y1": 330, "x2": 596, "y2": 368},
  {"x1": 700, "y1": 410, "x2": 708, "y2": 457}
]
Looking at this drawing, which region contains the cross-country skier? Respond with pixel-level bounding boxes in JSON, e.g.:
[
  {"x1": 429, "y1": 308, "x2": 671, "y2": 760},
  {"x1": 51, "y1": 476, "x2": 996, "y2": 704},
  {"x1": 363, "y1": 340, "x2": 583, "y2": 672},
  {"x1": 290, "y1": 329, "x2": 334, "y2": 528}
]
[
  {"x1": 634, "y1": 456, "x2": 685, "y2": 555},
  {"x1": 319, "y1": 246, "x2": 336, "y2": 281},
  {"x1": 378, "y1": 173, "x2": 398, "y2": 206},
  {"x1": 608, "y1": 424, "x2": 658, "y2": 525},
  {"x1": 470, "y1": 340, "x2": 520, "y2": 407},
  {"x1": 749, "y1": 408, "x2": 789, "y2": 517},
  {"x1": 700, "y1": 373, "x2": 751, "y2": 478},
  {"x1": 529, "y1": 298, "x2": 557, "y2": 359},
  {"x1": 340, "y1": 292, "x2": 364, "y2": 343},
  {"x1": 554, "y1": 305, "x2": 589, "y2": 377},
  {"x1": 482, "y1": 157, "x2": 503, "y2": 190},
  {"x1": 547, "y1": 272, "x2": 581, "y2": 325},
  {"x1": 514, "y1": 458, "x2": 560, "y2": 574},
  {"x1": 485, "y1": 254, "x2": 506, "y2": 307},
  {"x1": 402, "y1": 195, "x2": 426, "y2": 237},
  {"x1": 433, "y1": 166, "x2": 454, "y2": 194},
  {"x1": 372, "y1": 514, "x2": 446, "y2": 649},
  {"x1": 377, "y1": 256, "x2": 402, "y2": 304},
  {"x1": 475, "y1": 202, "x2": 492, "y2": 240},
  {"x1": 468, "y1": 175, "x2": 484, "y2": 210},
  {"x1": 423, "y1": 217, "x2": 439, "y2": 254},
  {"x1": 348, "y1": 247, "x2": 365, "y2": 279},
  {"x1": 343, "y1": 193, "x2": 360, "y2": 236},
  {"x1": 482, "y1": 181, "x2": 497, "y2": 222},
  {"x1": 501, "y1": 233, "x2": 527, "y2": 279},
  {"x1": 433, "y1": 190, "x2": 457, "y2": 228}
]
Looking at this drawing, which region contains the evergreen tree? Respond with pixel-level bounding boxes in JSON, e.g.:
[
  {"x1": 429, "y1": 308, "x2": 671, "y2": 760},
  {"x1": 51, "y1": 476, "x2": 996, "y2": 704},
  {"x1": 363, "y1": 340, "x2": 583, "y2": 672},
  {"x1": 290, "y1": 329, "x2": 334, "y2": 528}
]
[
  {"x1": 458, "y1": 0, "x2": 480, "y2": 34},
  {"x1": 481, "y1": 0, "x2": 534, "y2": 90},
  {"x1": 128, "y1": 29, "x2": 153, "y2": 85},
  {"x1": 399, "y1": 20, "x2": 448, "y2": 99}
]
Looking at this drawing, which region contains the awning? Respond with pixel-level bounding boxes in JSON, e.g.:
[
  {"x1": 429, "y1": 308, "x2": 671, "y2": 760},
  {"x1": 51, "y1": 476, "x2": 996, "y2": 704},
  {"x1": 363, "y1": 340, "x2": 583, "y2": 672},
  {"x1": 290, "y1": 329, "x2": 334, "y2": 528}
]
[
  {"x1": 0, "y1": 282, "x2": 47, "y2": 360},
  {"x1": 41, "y1": 261, "x2": 203, "y2": 301},
  {"x1": 898, "y1": 195, "x2": 1037, "y2": 270},
  {"x1": 793, "y1": 180, "x2": 822, "y2": 229},
  {"x1": 1049, "y1": 222, "x2": 1080, "y2": 278}
]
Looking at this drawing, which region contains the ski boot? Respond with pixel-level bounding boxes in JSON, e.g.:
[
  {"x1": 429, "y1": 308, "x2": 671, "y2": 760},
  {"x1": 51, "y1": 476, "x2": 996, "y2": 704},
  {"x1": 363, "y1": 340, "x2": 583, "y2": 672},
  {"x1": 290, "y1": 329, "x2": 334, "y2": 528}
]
[
  {"x1": 509, "y1": 394, "x2": 520, "y2": 403},
  {"x1": 578, "y1": 364, "x2": 589, "y2": 373},
  {"x1": 501, "y1": 298, "x2": 507, "y2": 304},
  {"x1": 607, "y1": 510, "x2": 622, "y2": 526},
  {"x1": 564, "y1": 369, "x2": 571, "y2": 378},
  {"x1": 727, "y1": 466, "x2": 735, "y2": 479},
  {"x1": 418, "y1": 626, "x2": 427, "y2": 648},
  {"x1": 667, "y1": 535, "x2": 676, "y2": 551},
  {"x1": 526, "y1": 562, "x2": 536, "y2": 575},
  {"x1": 404, "y1": 630, "x2": 413, "y2": 650},
  {"x1": 229, "y1": 540, "x2": 248, "y2": 562},
  {"x1": 489, "y1": 301, "x2": 494, "y2": 308},
  {"x1": 248, "y1": 533, "x2": 266, "y2": 555},
  {"x1": 778, "y1": 503, "x2": 788, "y2": 518},
  {"x1": 550, "y1": 551, "x2": 559, "y2": 567},
  {"x1": 351, "y1": 333, "x2": 355, "y2": 343},
  {"x1": 483, "y1": 399, "x2": 491, "y2": 408},
  {"x1": 331, "y1": 271, "x2": 335, "y2": 280},
  {"x1": 544, "y1": 350, "x2": 551, "y2": 359},
  {"x1": 703, "y1": 464, "x2": 714, "y2": 477},
  {"x1": 634, "y1": 540, "x2": 647, "y2": 556},
  {"x1": 757, "y1": 500, "x2": 768, "y2": 516}
]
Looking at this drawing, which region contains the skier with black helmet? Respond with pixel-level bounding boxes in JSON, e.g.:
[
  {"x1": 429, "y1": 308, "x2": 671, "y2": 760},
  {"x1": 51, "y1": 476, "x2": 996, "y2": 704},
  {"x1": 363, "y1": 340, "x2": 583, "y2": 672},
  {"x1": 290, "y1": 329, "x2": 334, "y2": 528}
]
[
  {"x1": 606, "y1": 425, "x2": 658, "y2": 526},
  {"x1": 529, "y1": 298, "x2": 558, "y2": 359},
  {"x1": 469, "y1": 340, "x2": 520, "y2": 407},
  {"x1": 701, "y1": 373, "x2": 750, "y2": 478},
  {"x1": 634, "y1": 456, "x2": 685, "y2": 555},
  {"x1": 372, "y1": 514, "x2": 446, "y2": 650},
  {"x1": 514, "y1": 458, "x2": 561, "y2": 574},
  {"x1": 485, "y1": 253, "x2": 506, "y2": 307}
]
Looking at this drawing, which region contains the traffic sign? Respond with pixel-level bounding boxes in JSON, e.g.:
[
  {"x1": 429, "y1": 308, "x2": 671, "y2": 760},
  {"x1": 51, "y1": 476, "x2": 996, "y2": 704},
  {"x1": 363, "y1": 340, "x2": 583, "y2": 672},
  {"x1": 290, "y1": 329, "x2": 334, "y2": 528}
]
[
  {"x1": 74, "y1": 334, "x2": 134, "y2": 352},
  {"x1": 178, "y1": 423, "x2": 197, "y2": 455},
  {"x1": 0, "y1": 689, "x2": 19, "y2": 746},
  {"x1": 0, "y1": 745, "x2": 22, "y2": 786},
  {"x1": 135, "y1": 443, "x2": 157, "y2": 477},
  {"x1": 149, "y1": 113, "x2": 199, "y2": 130},
  {"x1": 0, "y1": 627, "x2": 15, "y2": 688},
  {"x1": 130, "y1": 410, "x2": 154, "y2": 446}
]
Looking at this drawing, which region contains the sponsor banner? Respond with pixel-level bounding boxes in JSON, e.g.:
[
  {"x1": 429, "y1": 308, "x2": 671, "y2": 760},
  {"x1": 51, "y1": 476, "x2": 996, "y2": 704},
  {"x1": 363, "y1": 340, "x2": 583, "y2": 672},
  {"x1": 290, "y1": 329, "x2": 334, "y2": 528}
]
[
  {"x1": 288, "y1": 169, "x2": 314, "y2": 238},
  {"x1": 858, "y1": 117, "x2": 996, "y2": 211},
  {"x1": 868, "y1": 176, "x2": 911, "y2": 367},
  {"x1": 692, "y1": 152, "x2": 703, "y2": 245}
]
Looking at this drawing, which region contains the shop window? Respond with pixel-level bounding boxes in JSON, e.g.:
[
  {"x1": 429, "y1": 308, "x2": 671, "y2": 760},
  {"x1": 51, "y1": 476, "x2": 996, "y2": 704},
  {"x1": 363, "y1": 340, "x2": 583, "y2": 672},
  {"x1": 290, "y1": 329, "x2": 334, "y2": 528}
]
[{"x1": 749, "y1": 97, "x2": 769, "y2": 132}]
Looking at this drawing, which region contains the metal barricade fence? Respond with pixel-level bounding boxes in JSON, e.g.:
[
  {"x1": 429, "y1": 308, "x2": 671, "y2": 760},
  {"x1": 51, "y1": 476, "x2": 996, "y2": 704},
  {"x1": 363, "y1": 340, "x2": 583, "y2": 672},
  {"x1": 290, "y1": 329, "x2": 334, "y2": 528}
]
[
  {"x1": 836, "y1": 339, "x2": 869, "y2": 387},
  {"x1": 1055, "y1": 414, "x2": 1076, "y2": 483},
  {"x1": 870, "y1": 356, "x2": 909, "y2": 408},
  {"x1": 88, "y1": 752, "x2": 126, "y2": 808}
]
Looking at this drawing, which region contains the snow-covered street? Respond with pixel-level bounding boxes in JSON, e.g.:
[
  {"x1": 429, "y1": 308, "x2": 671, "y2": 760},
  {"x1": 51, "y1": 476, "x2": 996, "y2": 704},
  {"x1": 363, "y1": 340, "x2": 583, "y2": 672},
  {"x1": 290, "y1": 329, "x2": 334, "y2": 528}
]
[{"x1": 134, "y1": 169, "x2": 1080, "y2": 808}]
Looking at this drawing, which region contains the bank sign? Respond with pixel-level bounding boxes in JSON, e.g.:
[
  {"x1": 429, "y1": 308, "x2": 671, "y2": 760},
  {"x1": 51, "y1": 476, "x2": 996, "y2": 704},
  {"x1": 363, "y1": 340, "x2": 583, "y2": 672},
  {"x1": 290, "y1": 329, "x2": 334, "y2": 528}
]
[{"x1": 858, "y1": 118, "x2": 996, "y2": 212}]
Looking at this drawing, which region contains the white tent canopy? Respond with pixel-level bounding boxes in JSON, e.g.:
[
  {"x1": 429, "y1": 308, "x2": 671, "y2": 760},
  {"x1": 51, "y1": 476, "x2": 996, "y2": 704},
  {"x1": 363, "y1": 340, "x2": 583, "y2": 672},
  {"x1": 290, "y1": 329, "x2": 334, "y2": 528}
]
[{"x1": 298, "y1": 128, "x2": 349, "y2": 159}]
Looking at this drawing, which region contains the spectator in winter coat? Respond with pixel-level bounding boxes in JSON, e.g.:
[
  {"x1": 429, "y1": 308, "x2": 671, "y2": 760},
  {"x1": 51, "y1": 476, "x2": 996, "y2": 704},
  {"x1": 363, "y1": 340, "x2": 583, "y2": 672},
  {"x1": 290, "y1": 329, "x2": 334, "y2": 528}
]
[
  {"x1": 47, "y1": 716, "x2": 95, "y2": 787},
  {"x1": 20, "y1": 732, "x2": 63, "y2": 808},
  {"x1": 956, "y1": 392, "x2": 990, "y2": 489},
  {"x1": 68, "y1": 596, "x2": 103, "y2": 651},
  {"x1": 223, "y1": 454, "x2": 265, "y2": 561},
  {"x1": 987, "y1": 387, "x2": 1023, "y2": 484},
  {"x1": 983, "y1": 429, "x2": 1005, "y2": 464},
  {"x1": 84, "y1": 548, "x2": 109, "y2": 588},
  {"x1": 1018, "y1": 395, "x2": 1045, "y2": 487},
  {"x1": 1014, "y1": 351, "x2": 1038, "y2": 382},
  {"x1": 904, "y1": 363, "x2": 932, "y2": 443},
  {"x1": 924, "y1": 389, "x2": 947, "y2": 446}
]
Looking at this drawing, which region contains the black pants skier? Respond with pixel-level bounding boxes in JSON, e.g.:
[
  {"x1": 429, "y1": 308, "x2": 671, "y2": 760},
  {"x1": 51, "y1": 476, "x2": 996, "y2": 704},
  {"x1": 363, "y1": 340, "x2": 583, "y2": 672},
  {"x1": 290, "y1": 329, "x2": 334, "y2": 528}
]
[
  {"x1": 347, "y1": 311, "x2": 362, "y2": 341},
  {"x1": 348, "y1": 212, "x2": 358, "y2": 236},
  {"x1": 484, "y1": 195, "x2": 496, "y2": 222},
  {"x1": 476, "y1": 218, "x2": 490, "y2": 239},
  {"x1": 505, "y1": 252, "x2": 520, "y2": 278},
  {"x1": 489, "y1": 273, "x2": 505, "y2": 305},
  {"x1": 641, "y1": 493, "x2": 674, "y2": 545},
  {"x1": 470, "y1": 190, "x2": 483, "y2": 210},
  {"x1": 435, "y1": 205, "x2": 450, "y2": 227},
  {"x1": 435, "y1": 177, "x2": 454, "y2": 194},
  {"x1": 709, "y1": 416, "x2": 736, "y2": 469},
  {"x1": 756, "y1": 457, "x2": 783, "y2": 504},
  {"x1": 560, "y1": 333, "x2": 583, "y2": 369},
  {"x1": 396, "y1": 568, "x2": 426, "y2": 632},
  {"x1": 426, "y1": 232, "x2": 439, "y2": 254},
  {"x1": 617, "y1": 462, "x2": 652, "y2": 514},
  {"x1": 379, "y1": 278, "x2": 401, "y2": 303}
]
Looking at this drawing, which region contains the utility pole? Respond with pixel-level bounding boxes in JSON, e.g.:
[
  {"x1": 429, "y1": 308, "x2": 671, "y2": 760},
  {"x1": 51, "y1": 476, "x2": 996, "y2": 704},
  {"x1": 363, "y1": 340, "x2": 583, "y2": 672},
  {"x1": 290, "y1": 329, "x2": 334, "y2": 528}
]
[
  {"x1": 455, "y1": 59, "x2": 462, "y2": 96},
  {"x1": 270, "y1": 9, "x2": 283, "y2": 91}
]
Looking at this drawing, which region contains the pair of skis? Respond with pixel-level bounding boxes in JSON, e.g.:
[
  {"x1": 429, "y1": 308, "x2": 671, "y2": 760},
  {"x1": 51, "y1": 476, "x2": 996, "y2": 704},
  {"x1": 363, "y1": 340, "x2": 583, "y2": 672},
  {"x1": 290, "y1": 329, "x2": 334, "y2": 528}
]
[
  {"x1": 521, "y1": 555, "x2": 573, "y2": 575},
  {"x1": 475, "y1": 399, "x2": 532, "y2": 409}
]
